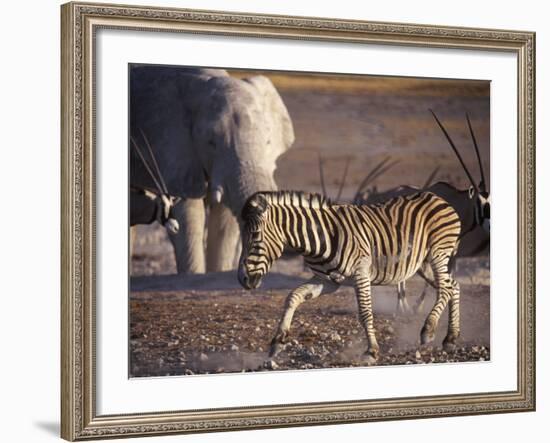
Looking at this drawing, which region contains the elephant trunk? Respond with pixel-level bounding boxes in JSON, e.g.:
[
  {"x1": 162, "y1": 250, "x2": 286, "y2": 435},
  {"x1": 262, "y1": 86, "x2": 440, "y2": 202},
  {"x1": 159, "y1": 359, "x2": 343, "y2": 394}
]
[
  {"x1": 231, "y1": 163, "x2": 278, "y2": 219},
  {"x1": 211, "y1": 158, "x2": 278, "y2": 220}
]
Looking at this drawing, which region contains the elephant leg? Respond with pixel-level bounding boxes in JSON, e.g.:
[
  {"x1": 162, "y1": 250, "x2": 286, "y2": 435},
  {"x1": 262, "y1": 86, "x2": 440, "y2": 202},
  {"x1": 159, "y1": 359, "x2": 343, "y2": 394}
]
[
  {"x1": 129, "y1": 226, "x2": 137, "y2": 259},
  {"x1": 206, "y1": 201, "x2": 241, "y2": 272},
  {"x1": 169, "y1": 198, "x2": 206, "y2": 274}
]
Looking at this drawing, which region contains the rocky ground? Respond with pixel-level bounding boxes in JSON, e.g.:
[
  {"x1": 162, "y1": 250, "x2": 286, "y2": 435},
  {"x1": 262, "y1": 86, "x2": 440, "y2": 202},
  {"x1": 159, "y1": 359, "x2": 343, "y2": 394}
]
[{"x1": 130, "y1": 256, "x2": 490, "y2": 377}]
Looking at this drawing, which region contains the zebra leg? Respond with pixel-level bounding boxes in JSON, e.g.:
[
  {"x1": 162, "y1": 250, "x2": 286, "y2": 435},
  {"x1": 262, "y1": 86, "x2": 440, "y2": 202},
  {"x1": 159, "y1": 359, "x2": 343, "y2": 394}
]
[
  {"x1": 420, "y1": 252, "x2": 455, "y2": 346},
  {"x1": 442, "y1": 279, "x2": 460, "y2": 351},
  {"x1": 415, "y1": 262, "x2": 436, "y2": 314},
  {"x1": 270, "y1": 277, "x2": 337, "y2": 357},
  {"x1": 354, "y1": 263, "x2": 379, "y2": 363}
]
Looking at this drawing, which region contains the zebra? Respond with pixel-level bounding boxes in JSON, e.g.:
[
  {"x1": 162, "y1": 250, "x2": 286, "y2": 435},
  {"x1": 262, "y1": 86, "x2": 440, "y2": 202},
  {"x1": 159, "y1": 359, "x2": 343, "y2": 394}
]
[
  {"x1": 238, "y1": 190, "x2": 462, "y2": 363},
  {"x1": 355, "y1": 111, "x2": 490, "y2": 315}
]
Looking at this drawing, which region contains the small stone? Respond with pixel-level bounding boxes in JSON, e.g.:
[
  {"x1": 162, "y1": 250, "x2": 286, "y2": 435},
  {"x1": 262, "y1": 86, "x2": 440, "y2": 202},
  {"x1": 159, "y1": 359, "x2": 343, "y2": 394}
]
[
  {"x1": 184, "y1": 369, "x2": 194, "y2": 375},
  {"x1": 199, "y1": 353, "x2": 208, "y2": 362},
  {"x1": 230, "y1": 344, "x2": 239, "y2": 352},
  {"x1": 415, "y1": 350, "x2": 422, "y2": 360},
  {"x1": 329, "y1": 332, "x2": 342, "y2": 342},
  {"x1": 265, "y1": 359, "x2": 279, "y2": 370},
  {"x1": 319, "y1": 332, "x2": 329, "y2": 340}
]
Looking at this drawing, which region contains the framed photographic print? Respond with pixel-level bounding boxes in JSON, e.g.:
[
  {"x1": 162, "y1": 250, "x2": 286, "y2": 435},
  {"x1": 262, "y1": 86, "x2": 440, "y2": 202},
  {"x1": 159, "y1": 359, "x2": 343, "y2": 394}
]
[{"x1": 61, "y1": 1, "x2": 536, "y2": 440}]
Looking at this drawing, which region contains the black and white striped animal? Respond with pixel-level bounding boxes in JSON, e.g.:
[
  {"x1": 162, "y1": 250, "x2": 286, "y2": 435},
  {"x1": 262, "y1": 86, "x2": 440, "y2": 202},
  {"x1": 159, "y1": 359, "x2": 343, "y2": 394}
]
[
  {"x1": 355, "y1": 111, "x2": 490, "y2": 315},
  {"x1": 238, "y1": 190, "x2": 462, "y2": 362}
]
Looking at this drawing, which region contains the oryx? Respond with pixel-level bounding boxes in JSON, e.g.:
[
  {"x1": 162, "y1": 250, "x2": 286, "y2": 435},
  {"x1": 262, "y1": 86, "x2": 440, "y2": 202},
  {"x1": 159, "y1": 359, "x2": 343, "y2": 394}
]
[
  {"x1": 355, "y1": 110, "x2": 490, "y2": 315},
  {"x1": 130, "y1": 131, "x2": 180, "y2": 238}
]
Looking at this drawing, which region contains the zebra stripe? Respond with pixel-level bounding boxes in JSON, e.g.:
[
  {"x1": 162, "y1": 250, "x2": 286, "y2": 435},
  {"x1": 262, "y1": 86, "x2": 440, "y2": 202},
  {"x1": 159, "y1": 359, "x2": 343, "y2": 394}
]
[{"x1": 238, "y1": 190, "x2": 461, "y2": 361}]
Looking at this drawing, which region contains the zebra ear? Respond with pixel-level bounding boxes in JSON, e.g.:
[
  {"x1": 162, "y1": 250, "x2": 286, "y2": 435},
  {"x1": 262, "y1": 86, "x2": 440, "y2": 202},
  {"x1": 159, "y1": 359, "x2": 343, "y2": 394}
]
[
  {"x1": 250, "y1": 194, "x2": 268, "y2": 210},
  {"x1": 246, "y1": 193, "x2": 268, "y2": 216}
]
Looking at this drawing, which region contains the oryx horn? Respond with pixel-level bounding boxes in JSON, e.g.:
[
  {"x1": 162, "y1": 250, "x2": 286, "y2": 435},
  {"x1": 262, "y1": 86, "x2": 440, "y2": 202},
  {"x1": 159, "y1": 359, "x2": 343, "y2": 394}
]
[
  {"x1": 366, "y1": 159, "x2": 400, "y2": 190},
  {"x1": 429, "y1": 109, "x2": 479, "y2": 193},
  {"x1": 423, "y1": 166, "x2": 440, "y2": 188},
  {"x1": 318, "y1": 153, "x2": 328, "y2": 197},
  {"x1": 335, "y1": 156, "x2": 351, "y2": 201},
  {"x1": 356, "y1": 156, "x2": 391, "y2": 195},
  {"x1": 466, "y1": 113, "x2": 487, "y2": 193},
  {"x1": 131, "y1": 136, "x2": 165, "y2": 196},
  {"x1": 139, "y1": 128, "x2": 169, "y2": 195}
]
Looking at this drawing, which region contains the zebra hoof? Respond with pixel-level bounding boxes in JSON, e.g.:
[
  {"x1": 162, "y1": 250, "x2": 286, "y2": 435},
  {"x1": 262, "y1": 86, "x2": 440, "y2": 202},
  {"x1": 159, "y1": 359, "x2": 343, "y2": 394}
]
[
  {"x1": 269, "y1": 342, "x2": 285, "y2": 358},
  {"x1": 420, "y1": 327, "x2": 435, "y2": 345},
  {"x1": 363, "y1": 349, "x2": 379, "y2": 365},
  {"x1": 443, "y1": 338, "x2": 458, "y2": 353}
]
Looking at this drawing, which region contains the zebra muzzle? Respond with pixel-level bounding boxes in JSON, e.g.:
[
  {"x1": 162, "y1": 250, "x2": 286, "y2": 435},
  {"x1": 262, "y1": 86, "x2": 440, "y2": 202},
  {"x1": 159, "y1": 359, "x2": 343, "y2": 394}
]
[{"x1": 238, "y1": 268, "x2": 262, "y2": 289}]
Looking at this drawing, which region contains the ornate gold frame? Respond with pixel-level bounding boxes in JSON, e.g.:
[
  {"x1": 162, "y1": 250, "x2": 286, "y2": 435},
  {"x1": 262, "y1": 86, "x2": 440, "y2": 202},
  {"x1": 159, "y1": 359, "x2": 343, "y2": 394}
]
[{"x1": 61, "y1": 2, "x2": 536, "y2": 440}]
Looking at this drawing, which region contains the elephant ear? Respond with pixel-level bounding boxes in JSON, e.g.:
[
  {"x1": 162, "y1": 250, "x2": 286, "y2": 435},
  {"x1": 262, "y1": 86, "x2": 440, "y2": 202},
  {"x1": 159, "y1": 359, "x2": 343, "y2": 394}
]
[{"x1": 243, "y1": 75, "x2": 295, "y2": 155}]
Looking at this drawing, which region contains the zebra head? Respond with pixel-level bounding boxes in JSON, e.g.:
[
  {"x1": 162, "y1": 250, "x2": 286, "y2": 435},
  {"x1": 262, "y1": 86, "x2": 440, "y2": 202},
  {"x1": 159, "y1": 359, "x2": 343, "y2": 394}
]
[{"x1": 238, "y1": 193, "x2": 283, "y2": 289}]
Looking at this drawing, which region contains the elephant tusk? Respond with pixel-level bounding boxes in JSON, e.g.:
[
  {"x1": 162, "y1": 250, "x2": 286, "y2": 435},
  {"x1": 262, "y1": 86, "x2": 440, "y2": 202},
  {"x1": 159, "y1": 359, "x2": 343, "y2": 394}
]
[{"x1": 211, "y1": 186, "x2": 224, "y2": 204}]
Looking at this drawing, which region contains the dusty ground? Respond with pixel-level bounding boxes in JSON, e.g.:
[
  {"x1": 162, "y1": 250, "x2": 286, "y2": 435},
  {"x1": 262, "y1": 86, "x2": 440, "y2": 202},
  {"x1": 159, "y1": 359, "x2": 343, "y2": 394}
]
[
  {"x1": 130, "y1": 72, "x2": 490, "y2": 377},
  {"x1": 130, "y1": 253, "x2": 490, "y2": 377}
]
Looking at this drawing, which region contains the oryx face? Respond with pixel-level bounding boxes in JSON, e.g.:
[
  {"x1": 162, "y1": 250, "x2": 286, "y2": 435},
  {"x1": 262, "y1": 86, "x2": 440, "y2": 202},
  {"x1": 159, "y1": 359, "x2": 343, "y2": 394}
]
[
  {"x1": 158, "y1": 195, "x2": 180, "y2": 235},
  {"x1": 478, "y1": 191, "x2": 490, "y2": 232},
  {"x1": 468, "y1": 187, "x2": 490, "y2": 233},
  {"x1": 431, "y1": 110, "x2": 490, "y2": 235}
]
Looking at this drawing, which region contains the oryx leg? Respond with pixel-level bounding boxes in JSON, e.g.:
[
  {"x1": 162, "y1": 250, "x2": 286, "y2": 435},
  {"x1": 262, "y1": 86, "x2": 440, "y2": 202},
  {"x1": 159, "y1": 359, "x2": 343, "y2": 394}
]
[
  {"x1": 270, "y1": 277, "x2": 338, "y2": 357},
  {"x1": 169, "y1": 198, "x2": 206, "y2": 274},
  {"x1": 421, "y1": 250, "x2": 460, "y2": 348},
  {"x1": 354, "y1": 260, "x2": 379, "y2": 362},
  {"x1": 206, "y1": 201, "x2": 241, "y2": 272},
  {"x1": 129, "y1": 226, "x2": 137, "y2": 259},
  {"x1": 413, "y1": 282, "x2": 429, "y2": 314},
  {"x1": 395, "y1": 280, "x2": 412, "y2": 316}
]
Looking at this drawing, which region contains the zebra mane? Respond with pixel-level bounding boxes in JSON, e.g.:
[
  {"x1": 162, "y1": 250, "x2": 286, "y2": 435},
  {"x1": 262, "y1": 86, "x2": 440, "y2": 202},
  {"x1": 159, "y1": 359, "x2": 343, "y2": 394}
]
[
  {"x1": 242, "y1": 191, "x2": 332, "y2": 221},
  {"x1": 262, "y1": 191, "x2": 332, "y2": 210}
]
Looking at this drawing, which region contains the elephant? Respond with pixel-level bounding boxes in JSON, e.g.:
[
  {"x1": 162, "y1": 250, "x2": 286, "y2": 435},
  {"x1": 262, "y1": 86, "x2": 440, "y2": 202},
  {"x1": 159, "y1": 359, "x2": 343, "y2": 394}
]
[{"x1": 130, "y1": 65, "x2": 295, "y2": 274}]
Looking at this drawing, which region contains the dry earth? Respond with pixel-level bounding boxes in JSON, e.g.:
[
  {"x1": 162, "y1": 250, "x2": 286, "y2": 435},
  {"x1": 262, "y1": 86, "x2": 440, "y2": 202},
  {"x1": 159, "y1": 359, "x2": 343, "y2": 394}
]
[{"x1": 130, "y1": 253, "x2": 490, "y2": 377}]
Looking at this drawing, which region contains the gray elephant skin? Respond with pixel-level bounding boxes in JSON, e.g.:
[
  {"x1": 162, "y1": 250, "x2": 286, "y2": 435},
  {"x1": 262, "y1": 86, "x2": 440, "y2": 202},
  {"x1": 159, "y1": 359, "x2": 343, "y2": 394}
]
[{"x1": 130, "y1": 65, "x2": 295, "y2": 274}]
